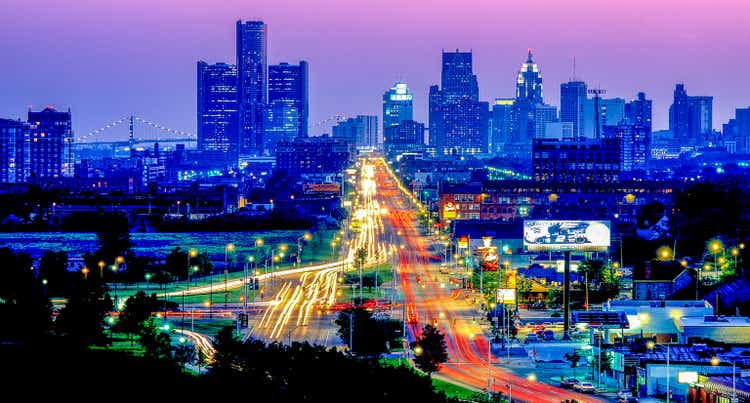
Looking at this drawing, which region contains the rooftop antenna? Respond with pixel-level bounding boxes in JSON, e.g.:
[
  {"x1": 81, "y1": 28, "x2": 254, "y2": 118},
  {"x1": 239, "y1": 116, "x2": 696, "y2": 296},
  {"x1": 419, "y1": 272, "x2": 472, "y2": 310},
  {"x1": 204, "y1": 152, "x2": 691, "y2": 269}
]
[{"x1": 572, "y1": 55, "x2": 577, "y2": 81}]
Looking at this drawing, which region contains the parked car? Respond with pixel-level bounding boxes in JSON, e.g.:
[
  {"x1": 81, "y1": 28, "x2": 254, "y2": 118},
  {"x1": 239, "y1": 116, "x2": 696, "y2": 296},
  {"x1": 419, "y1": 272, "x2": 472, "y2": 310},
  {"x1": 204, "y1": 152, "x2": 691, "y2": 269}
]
[
  {"x1": 525, "y1": 334, "x2": 539, "y2": 344},
  {"x1": 617, "y1": 398, "x2": 639, "y2": 403},
  {"x1": 542, "y1": 329, "x2": 555, "y2": 340},
  {"x1": 617, "y1": 390, "x2": 633, "y2": 399},
  {"x1": 560, "y1": 378, "x2": 580, "y2": 389},
  {"x1": 573, "y1": 382, "x2": 595, "y2": 393}
]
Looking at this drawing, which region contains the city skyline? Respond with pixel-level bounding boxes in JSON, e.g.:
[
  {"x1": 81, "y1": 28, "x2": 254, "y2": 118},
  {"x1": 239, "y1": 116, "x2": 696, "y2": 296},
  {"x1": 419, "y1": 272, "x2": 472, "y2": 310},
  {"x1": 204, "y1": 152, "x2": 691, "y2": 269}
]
[{"x1": 2, "y1": 0, "x2": 749, "y2": 140}]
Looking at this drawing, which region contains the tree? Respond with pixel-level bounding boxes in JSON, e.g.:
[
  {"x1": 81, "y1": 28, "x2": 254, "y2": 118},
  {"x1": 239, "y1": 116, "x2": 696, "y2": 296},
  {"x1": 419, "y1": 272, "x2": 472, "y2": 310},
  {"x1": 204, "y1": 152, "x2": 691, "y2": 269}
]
[
  {"x1": 335, "y1": 307, "x2": 402, "y2": 357},
  {"x1": 54, "y1": 277, "x2": 112, "y2": 347},
  {"x1": 210, "y1": 326, "x2": 244, "y2": 378},
  {"x1": 95, "y1": 212, "x2": 131, "y2": 264},
  {"x1": 564, "y1": 350, "x2": 582, "y2": 378},
  {"x1": 174, "y1": 341, "x2": 195, "y2": 366},
  {"x1": 0, "y1": 248, "x2": 52, "y2": 343},
  {"x1": 411, "y1": 324, "x2": 448, "y2": 374},
  {"x1": 138, "y1": 318, "x2": 174, "y2": 362},
  {"x1": 114, "y1": 291, "x2": 159, "y2": 345},
  {"x1": 38, "y1": 251, "x2": 70, "y2": 296}
]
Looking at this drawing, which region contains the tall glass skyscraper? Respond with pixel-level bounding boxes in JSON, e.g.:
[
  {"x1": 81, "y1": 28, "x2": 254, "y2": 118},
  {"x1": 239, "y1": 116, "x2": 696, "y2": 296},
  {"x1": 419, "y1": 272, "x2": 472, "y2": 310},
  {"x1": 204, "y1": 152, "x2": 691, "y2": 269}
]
[
  {"x1": 197, "y1": 61, "x2": 238, "y2": 163},
  {"x1": 669, "y1": 83, "x2": 712, "y2": 144},
  {"x1": 0, "y1": 118, "x2": 28, "y2": 183},
  {"x1": 516, "y1": 49, "x2": 543, "y2": 104},
  {"x1": 266, "y1": 61, "x2": 309, "y2": 153},
  {"x1": 27, "y1": 107, "x2": 73, "y2": 178},
  {"x1": 625, "y1": 92, "x2": 653, "y2": 129},
  {"x1": 382, "y1": 82, "x2": 413, "y2": 131},
  {"x1": 236, "y1": 20, "x2": 267, "y2": 155},
  {"x1": 428, "y1": 50, "x2": 486, "y2": 155},
  {"x1": 560, "y1": 81, "x2": 587, "y2": 139}
]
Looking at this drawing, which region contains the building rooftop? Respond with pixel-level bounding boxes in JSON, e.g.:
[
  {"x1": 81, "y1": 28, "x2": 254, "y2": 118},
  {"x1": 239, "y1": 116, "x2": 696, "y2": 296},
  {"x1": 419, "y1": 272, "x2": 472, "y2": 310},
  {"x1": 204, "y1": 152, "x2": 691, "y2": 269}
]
[{"x1": 679, "y1": 316, "x2": 750, "y2": 328}]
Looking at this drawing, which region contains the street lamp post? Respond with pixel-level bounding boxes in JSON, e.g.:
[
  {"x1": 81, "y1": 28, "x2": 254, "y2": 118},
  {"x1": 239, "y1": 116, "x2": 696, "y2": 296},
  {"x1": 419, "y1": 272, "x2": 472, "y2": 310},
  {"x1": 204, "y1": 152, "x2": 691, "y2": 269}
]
[
  {"x1": 224, "y1": 243, "x2": 234, "y2": 308},
  {"x1": 297, "y1": 232, "x2": 311, "y2": 268},
  {"x1": 98, "y1": 260, "x2": 105, "y2": 281},
  {"x1": 187, "y1": 248, "x2": 197, "y2": 290},
  {"x1": 647, "y1": 339, "x2": 672, "y2": 402}
]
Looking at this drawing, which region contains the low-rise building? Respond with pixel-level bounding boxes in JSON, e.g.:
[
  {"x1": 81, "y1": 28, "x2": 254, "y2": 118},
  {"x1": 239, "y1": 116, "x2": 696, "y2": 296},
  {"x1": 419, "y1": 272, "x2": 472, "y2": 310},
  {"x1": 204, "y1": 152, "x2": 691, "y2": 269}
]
[{"x1": 677, "y1": 315, "x2": 750, "y2": 344}]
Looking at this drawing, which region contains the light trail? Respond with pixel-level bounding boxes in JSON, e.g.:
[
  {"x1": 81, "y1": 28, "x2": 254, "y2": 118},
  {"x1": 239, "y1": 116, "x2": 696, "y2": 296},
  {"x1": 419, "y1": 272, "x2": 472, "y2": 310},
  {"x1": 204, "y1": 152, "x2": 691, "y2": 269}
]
[{"x1": 176, "y1": 329, "x2": 216, "y2": 363}]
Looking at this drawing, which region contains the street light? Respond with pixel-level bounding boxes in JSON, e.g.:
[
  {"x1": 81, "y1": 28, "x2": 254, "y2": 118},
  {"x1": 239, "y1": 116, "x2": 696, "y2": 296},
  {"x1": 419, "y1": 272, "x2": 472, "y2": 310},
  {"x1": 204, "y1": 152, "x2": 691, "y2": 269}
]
[
  {"x1": 111, "y1": 264, "x2": 119, "y2": 310},
  {"x1": 297, "y1": 233, "x2": 312, "y2": 267},
  {"x1": 188, "y1": 248, "x2": 198, "y2": 290},
  {"x1": 81, "y1": 266, "x2": 89, "y2": 280},
  {"x1": 98, "y1": 260, "x2": 105, "y2": 280},
  {"x1": 224, "y1": 243, "x2": 235, "y2": 308},
  {"x1": 647, "y1": 339, "x2": 673, "y2": 402}
]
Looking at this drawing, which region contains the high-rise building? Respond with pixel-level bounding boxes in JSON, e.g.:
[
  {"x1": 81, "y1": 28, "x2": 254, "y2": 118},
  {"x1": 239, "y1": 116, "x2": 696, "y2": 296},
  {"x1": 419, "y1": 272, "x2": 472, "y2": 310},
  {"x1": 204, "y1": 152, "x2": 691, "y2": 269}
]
[
  {"x1": 384, "y1": 120, "x2": 425, "y2": 157},
  {"x1": 275, "y1": 136, "x2": 353, "y2": 179},
  {"x1": 604, "y1": 123, "x2": 650, "y2": 173},
  {"x1": 197, "y1": 61, "x2": 238, "y2": 163},
  {"x1": 534, "y1": 104, "x2": 558, "y2": 138},
  {"x1": 27, "y1": 107, "x2": 73, "y2": 178},
  {"x1": 724, "y1": 107, "x2": 750, "y2": 154},
  {"x1": 491, "y1": 99, "x2": 517, "y2": 153},
  {"x1": 583, "y1": 97, "x2": 625, "y2": 139},
  {"x1": 428, "y1": 50, "x2": 486, "y2": 155},
  {"x1": 516, "y1": 49, "x2": 543, "y2": 104},
  {"x1": 669, "y1": 83, "x2": 713, "y2": 144},
  {"x1": 625, "y1": 92, "x2": 652, "y2": 129},
  {"x1": 0, "y1": 118, "x2": 29, "y2": 183},
  {"x1": 560, "y1": 81, "x2": 587, "y2": 139},
  {"x1": 333, "y1": 115, "x2": 379, "y2": 149},
  {"x1": 266, "y1": 61, "x2": 309, "y2": 152},
  {"x1": 383, "y1": 82, "x2": 413, "y2": 135},
  {"x1": 236, "y1": 20, "x2": 267, "y2": 155}
]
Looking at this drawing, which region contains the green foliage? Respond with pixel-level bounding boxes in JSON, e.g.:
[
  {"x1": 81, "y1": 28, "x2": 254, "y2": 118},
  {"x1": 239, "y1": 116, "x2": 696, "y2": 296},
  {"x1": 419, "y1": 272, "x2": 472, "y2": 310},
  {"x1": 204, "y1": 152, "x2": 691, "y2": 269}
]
[
  {"x1": 138, "y1": 318, "x2": 174, "y2": 361},
  {"x1": 164, "y1": 247, "x2": 213, "y2": 280},
  {"x1": 114, "y1": 291, "x2": 159, "y2": 343},
  {"x1": 38, "y1": 250, "x2": 70, "y2": 296},
  {"x1": 578, "y1": 259, "x2": 620, "y2": 303},
  {"x1": 95, "y1": 212, "x2": 132, "y2": 263},
  {"x1": 411, "y1": 324, "x2": 449, "y2": 374},
  {"x1": 0, "y1": 248, "x2": 52, "y2": 343},
  {"x1": 54, "y1": 277, "x2": 112, "y2": 347}
]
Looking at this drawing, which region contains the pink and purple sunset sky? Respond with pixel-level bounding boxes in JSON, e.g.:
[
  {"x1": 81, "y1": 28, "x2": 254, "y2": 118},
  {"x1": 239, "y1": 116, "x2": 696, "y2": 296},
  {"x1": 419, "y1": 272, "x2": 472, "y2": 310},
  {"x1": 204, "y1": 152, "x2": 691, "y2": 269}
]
[{"x1": 1, "y1": 0, "x2": 749, "y2": 140}]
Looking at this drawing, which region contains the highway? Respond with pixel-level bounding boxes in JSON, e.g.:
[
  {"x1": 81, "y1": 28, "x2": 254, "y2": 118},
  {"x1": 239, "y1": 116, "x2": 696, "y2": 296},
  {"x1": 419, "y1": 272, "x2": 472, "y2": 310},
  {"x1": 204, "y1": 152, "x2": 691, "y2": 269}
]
[{"x1": 373, "y1": 156, "x2": 602, "y2": 403}]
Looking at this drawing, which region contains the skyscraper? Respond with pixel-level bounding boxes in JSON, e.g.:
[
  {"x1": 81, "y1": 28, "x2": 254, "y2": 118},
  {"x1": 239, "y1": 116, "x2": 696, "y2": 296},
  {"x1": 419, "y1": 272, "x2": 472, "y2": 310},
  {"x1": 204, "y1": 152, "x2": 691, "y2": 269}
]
[
  {"x1": 384, "y1": 120, "x2": 425, "y2": 157},
  {"x1": 428, "y1": 50, "x2": 486, "y2": 155},
  {"x1": 266, "y1": 61, "x2": 309, "y2": 152},
  {"x1": 583, "y1": 97, "x2": 625, "y2": 139},
  {"x1": 669, "y1": 83, "x2": 713, "y2": 144},
  {"x1": 604, "y1": 123, "x2": 650, "y2": 173},
  {"x1": 383, "y1": 82, "x2": 413, "y2": 132},
  {"x1": 0, "y1": 118, "x2": 28, "y2": 183},
  {"x1": 516, "y1": 49, "x2": 543, "y2": 104},
  {"x1": 333, "y1": 116, "x2": 379, "y2": 149},
  {"x1": 236, "y1": 20, "x2": 267, "y2": 155},
  {"x1": 491, "y1": 99, "x2": 517, "y2": 153},
  {"x1": 27, "y1": 107, "x2": 73, "y2": 178},
  {"x1": 197, "y1": 61, "x2": 238, "y2": 163},
  {"x1": 534, "y1": 104, "x2": 558, "y2": 138},
  {"x1": 625, "y1": 92, "x2": 653, "y2": 129},
  {"x1": 560, "y1": 81, "x2": 587, "y2": 139}
]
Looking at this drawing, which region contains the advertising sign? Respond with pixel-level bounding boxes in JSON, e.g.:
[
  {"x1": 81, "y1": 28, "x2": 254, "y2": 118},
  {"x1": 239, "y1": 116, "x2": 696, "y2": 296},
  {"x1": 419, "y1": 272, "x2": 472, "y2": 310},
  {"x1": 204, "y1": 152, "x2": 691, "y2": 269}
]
[
  {"x1": 677, "y1": 371, "x2": 698, "y2": 384},
  {"x1": 504, "y1": 269, "x2": 517, "y2": 289},
  {"x1": 481, "y1": 249, "x2": 499, "y2": 271},
  {"x1": 524, "y1": 220, "x2": 611, "y2": 252},
  {"x1": 303, "y1": 183, "x2": 340, "y2": 194},
  {"x1": 443, "y1": 202, "x2": 457, "y2": 219},
  {"x1": 457, "y1": 236, "x2": 469, "y2": 249},
  {"x1": 497, "y1": 288, "x2": 516, "y2": 304}
]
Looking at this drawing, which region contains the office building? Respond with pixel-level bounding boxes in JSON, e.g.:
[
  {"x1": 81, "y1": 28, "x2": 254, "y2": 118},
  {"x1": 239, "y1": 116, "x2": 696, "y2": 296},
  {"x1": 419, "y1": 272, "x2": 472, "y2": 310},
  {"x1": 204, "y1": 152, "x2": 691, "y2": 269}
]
[
  {"x1": 0, "y1": 118, "x2": 29, "y2": 183},
  {"x1": 266, "y1": 61, "x2": 309, "y2": 153},
  {"x1": 275, "y1": 136, "x2": 353, "y2": 179},
  {"x1": 724, "y1": 107, "x2": 750, "y2": 153},
  {"x1": 532, "y1": 137, "x2": 620, "y2": 184},
  {"x1": 236, "y1": 20, "x2": 267, "y2": 155},
  {"x1": 384, "y1": 120, "x2": 425, "y2": 156},
  {"x1": 333, "y1": 115, "x2": 379, "y2": 149},
  {"x1": 604, "y1": 122, "x2": 650, "y2": 172},
  {"x1": 516, "y1": 49, "x2": 543, "y2": 104},
  {"x1": 27, "y1": 107, "x2": 73, "y2": 178},
  {"x1": 197, "y1": 61, "x2": 238, "y2": 164},
  {"x1": 534, "y1": 104, "x2": 558, "y2": 138},
  {"x1": 383, "y1": 82, "x2": 413, "y2": 132},
  {"x1": 428, "y1": 50, "x2": 486, "y2": 155},
  {"x1": 669, "y1": 83, "x2": 713, "y2": 144},
  {"x1": 491, "y1": 99, "x2": 517, "y2": 153},
  {"x1": 560, "y1": 81, "x2": 587, "y2": 139},
  {"x1": 583, "y1": 97, "x2": 625, "y2": 138},
  {"x1": 625, "y1": 92, "x2": 652, "y2": 129}
]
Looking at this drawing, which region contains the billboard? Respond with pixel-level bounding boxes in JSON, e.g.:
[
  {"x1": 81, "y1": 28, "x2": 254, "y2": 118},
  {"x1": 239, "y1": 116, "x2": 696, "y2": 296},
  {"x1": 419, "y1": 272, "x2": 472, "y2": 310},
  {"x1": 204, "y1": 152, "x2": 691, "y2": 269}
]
[
  {"x1": 457, "y1": 236, "x2": 469, "y2": 249},
  {"x1": 524, "y1": 220, "x2": 610, "y2": 252},
  {"x1": 497, "y1": 288, "x2": 516, "y2": 304},
  {"x1": 481, "y1": 249, "x2": 499, "y2": 271},
  {"x1": 303, "y1": 183, "x2": 340, "y2": 194},
  {"x1": 443, "y1": 202, "x2": 457, "y2": 219}
]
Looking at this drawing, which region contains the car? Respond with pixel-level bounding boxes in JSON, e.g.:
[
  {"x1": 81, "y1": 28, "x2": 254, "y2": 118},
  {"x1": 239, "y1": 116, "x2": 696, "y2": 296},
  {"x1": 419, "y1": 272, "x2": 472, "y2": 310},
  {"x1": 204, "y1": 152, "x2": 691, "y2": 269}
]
[
  {"x1": 573, "y1": 382, "x2": 595, "y2": 393},
  {"x1": 560, "y1": 378, "x2": 580, "y2": 389},
  {"x1": 617, "y1": 390, "x2": 633, "y2": 399},
  {"x1": 617, "y1": 398, "x2": 639, "y2": 403},
  {"x1": 524, "y1": 334, "x2": 539, "y2": 344},
  {"x1": 543, "y1": 329, "x2": 555, "y2": 340}
]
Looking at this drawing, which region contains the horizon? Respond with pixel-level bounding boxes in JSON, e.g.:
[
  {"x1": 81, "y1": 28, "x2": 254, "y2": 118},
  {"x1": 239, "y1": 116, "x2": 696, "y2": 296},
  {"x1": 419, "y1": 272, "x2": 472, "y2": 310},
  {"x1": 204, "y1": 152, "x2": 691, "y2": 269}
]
[{"x1": 2, "y1": 0, "x2": 749, "y2": 141}]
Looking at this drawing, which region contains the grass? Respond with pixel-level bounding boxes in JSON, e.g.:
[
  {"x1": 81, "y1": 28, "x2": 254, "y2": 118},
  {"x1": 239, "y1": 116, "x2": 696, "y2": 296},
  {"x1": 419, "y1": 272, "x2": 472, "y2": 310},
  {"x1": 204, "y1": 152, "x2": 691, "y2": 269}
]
[
  {"x1": 432, "y1": 377, "x2": 483, "y2": 401},
  {"x1": 338, "y1": 264, "x2": 395, "y2": 303}
]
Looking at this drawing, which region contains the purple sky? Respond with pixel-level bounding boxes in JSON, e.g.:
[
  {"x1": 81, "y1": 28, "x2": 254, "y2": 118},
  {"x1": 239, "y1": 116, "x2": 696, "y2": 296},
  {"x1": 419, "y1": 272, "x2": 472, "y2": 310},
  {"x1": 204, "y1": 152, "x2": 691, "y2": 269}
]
[{"x1": 2, "y1": 0, "x2": 749, "y2": 141}]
